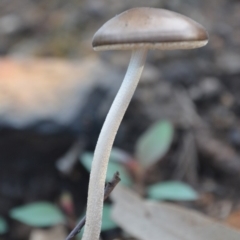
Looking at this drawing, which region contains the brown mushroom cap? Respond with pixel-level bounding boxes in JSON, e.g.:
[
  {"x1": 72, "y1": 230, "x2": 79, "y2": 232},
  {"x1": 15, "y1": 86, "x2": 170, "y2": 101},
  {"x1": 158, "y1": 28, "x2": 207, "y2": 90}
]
[{"x1": 92, "y1": 8, "x2": 208, "y2": 51}]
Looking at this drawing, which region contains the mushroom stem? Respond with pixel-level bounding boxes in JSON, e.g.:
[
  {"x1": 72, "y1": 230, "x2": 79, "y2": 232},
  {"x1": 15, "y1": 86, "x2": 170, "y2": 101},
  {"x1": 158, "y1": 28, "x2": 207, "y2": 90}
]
[{"x1": 82, "y1": 48, "x2": 148, "y2": 240}]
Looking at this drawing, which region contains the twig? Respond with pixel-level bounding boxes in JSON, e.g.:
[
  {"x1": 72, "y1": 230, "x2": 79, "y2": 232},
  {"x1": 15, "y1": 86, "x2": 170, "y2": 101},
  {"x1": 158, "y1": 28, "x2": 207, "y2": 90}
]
[{"x1": 66, "y1": 172, "x2": 121, "y2": 240}]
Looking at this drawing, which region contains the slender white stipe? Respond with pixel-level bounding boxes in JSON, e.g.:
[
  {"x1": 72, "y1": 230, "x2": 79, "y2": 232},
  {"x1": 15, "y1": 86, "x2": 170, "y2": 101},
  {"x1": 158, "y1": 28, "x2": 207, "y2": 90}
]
[{"x1": 82, "y1": 48, "x2": 147, "y2": 240}]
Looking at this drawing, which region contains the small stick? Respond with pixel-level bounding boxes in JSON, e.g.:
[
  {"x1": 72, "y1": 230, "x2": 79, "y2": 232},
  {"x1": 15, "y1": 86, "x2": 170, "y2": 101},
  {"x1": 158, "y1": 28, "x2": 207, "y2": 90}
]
[{"x1": 66, "y1": 172, "x2": 121, "y2": 240}]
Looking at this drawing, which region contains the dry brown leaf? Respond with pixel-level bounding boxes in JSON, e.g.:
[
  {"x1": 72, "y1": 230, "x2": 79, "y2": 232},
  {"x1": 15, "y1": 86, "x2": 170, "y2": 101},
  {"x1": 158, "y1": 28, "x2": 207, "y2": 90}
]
[
  {"x1": 0, "y1": 57, "x2": 105, "y2": 127},
  {"x1": 111, "y1": 186, "x2": 240, "y2": 240},
  {"x1": 226, "y1": 209, "x2": 240, "y2": 230}
]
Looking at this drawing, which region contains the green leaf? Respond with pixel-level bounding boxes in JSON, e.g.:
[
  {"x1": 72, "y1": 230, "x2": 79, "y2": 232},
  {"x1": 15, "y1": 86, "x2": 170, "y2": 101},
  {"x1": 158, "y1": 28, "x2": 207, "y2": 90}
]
[
  {"x1": 136, "y1": 120, "x2": 174, "y2": 168},
  {"x1": 109, "y1": 148, "x2": 131, "y2": 163},
  {"x1": 76, "y1": 204, "x2": 117, "y2": 239},
  {"x1": 10, "y1": 202, "x2": 65, "y2": 227},
  {"x1": 80, "y1": 152, "x2": 93, "y2": 170},
  {"x1": 80, "y1": 152, "x2": 132, "y2": 186},
  {"x1": 106, "y1": 161, "x2": 131, "y2": 186},
  {"x1": 147, "y1": 181, "x2": 198, "y2": 201},
  {"x1": 102, "y1": 204, "x2": 117, "y2": 231},
  {"x1": 0, "y1": 216, "x2": 8, "y2": 234}
]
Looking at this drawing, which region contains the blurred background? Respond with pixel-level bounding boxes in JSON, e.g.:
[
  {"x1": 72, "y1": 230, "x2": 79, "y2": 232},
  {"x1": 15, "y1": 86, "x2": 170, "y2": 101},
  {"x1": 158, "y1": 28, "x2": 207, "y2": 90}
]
[{"x1": 1, "y1": 0, "x2": 240, "y2": 239}]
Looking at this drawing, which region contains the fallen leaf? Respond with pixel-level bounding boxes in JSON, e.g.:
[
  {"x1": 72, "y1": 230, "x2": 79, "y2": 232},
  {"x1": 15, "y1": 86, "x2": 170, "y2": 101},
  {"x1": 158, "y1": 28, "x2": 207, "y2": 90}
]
[
  {"x1": 226, "y1": 209, "x2": 240, "y2": 230},
  {"x1": 0, "y1": 57, "x2": 107, "y2": 129},
  {"x1": 111, "y1": 186, "x2": 240, "y2": 240}
]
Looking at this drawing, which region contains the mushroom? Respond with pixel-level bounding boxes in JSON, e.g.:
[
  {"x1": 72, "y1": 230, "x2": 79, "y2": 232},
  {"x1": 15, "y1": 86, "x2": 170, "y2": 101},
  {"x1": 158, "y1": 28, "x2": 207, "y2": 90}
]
[{"x1": 82, "y1": 7, "x2": 208, "y2": 240}]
